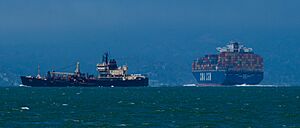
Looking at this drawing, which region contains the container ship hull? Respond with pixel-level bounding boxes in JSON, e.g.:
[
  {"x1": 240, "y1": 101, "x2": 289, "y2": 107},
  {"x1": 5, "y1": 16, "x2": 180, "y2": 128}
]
[
  {"x1": 192, "y1": 70, "x2": 263, "y2": 86},
  {"x1": 192, "y1": 42, "x2": 264, "y2": 86},
  {"x1": 21, "y1": 76, "x2": 148, "y2": 87}
]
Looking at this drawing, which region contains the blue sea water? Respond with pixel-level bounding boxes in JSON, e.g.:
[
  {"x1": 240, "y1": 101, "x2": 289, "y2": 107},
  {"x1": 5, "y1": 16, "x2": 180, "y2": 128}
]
[{"x1": 0, "y1": 86, "x2": 299, "y2": 127}]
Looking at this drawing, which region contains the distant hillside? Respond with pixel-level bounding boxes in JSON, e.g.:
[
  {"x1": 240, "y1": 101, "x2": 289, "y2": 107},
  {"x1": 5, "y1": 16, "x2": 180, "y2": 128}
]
[{"x1": 0, "y1": 67, "x2": 19, "y2": 86}]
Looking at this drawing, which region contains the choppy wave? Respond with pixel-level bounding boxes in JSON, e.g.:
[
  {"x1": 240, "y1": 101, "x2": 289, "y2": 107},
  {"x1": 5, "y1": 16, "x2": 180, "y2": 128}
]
[{"x1": 0, "y1": 86, "x2": 299, "y2": 127}]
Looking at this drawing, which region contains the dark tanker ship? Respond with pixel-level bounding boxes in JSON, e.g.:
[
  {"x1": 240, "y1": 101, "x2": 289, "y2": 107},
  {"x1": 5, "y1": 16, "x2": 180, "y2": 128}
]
[
  {"x1": 192, "y1": 42, "x2": 264, "y2": 86},
  {"x1": 21, "y1": 53, "x2": 149, "y2": 87}
]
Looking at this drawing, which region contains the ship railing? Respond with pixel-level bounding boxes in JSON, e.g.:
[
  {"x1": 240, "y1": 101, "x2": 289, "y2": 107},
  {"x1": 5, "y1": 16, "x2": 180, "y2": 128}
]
[
  {"x1": 227, "y1": 68, "x2": 264, "y2": 72},
  {"x1": 132, "y1": 74, "x2": 148, "y2": 77},
  {"x1": 50, "y1": 72, "x2": 75, "y2": 76},
  {"x1": 192, "y1": 69, "x2": 226, "y2": 72},
  {"x1": 192, "y1": 68, "x2": 263, "y2": 72},
  {"x1": 125, "y1": 74, "x2": 147, "y2": 79}
]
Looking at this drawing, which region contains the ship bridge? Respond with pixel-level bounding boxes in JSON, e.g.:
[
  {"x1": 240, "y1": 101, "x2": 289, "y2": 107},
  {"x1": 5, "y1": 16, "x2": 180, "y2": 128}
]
[
  {"x1": 96, "y1": 53, "x2": 128, "y2": 78},
  {"x1": 216, "y1": 41, "x2": 253, "y2": 53}
]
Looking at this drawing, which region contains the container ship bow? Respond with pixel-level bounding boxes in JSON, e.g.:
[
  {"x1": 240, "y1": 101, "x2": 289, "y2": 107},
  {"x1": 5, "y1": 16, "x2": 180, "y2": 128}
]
[
  {"x1": 192, "y1": 42, "x2": 264, "y2": 86},
  {"x1": 21, "y1": 53, "x2": 149, "y2": 87}
]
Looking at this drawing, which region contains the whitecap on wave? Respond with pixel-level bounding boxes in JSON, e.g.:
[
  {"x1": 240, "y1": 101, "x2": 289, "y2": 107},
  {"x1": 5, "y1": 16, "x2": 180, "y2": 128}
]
[
  {"x1": 234, "y1": 84, "x2": 281, "y2": 87},
  {"x1": 19, "y1": 84, "x2": 31, "y2": 87},
  {"x1": 183, "y1": 84, "x2": 196, "y2": 87},
  {"x1": 20, "y1": 106, "x2": 30, "y2": 110}
]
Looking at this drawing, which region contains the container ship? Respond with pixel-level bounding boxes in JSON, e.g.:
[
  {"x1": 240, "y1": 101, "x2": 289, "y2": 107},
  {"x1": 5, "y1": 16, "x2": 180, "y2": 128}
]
[
  {"x1": 21, "y1": 53, "x2": 149, "y2": 87},
  {"x1": 192, "y1": 42, "x2": 264, "y2": 86}
]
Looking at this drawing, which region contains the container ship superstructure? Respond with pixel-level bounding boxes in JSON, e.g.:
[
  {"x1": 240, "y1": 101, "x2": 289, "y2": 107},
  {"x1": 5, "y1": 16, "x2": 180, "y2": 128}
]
[
  {"x1": 192, "y1": 42, "x2": 264, "y2": 86},
  {"x1": 21, "y1": 53, "x2": 149, "y2": 87}
]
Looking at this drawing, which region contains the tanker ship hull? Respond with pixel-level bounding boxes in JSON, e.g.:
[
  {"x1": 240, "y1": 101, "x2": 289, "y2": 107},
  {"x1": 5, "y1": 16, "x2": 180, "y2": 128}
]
[
  {"x1": 21, "y1": 76, "x2": 149, "y2": 87},
  {"x1": 20, "y1": 53, "x2": 149, "y2": 87},
  {"x1": 192, "y1": 70, "x2": 263, "y2": 86}
]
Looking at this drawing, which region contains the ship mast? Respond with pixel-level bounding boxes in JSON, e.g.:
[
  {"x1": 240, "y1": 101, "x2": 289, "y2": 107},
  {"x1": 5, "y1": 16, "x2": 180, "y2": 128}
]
[
  {"x1": 75, "y1": 62, "x2": 80, "y2": 75},
  {"x1": 37, "y1": 64, "x2": 41, "y2": 79},
  {"x1": 102, "y1": 52, "x2": 109, "y2": 64}
]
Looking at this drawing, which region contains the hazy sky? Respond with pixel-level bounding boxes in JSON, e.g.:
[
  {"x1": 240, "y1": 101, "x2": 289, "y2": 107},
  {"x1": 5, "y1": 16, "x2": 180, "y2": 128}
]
[{"x1": 1, "y1": 0, "x2": 299, "y2": 34}]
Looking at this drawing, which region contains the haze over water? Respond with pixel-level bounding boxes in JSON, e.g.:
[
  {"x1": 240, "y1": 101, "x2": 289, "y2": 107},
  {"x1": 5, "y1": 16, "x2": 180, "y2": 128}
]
[{"x1": 1, "y1": 0, "x2": 300, "y2": 85}]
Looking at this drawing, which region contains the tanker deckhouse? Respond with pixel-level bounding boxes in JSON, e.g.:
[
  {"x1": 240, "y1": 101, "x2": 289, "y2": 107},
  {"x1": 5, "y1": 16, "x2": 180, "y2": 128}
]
[
  {"x1": 192, "y1": 42, "x2": 264, "y2": 86},
  {"x1": 21, "y1": 53, "x2": 149, "y2": 87}
]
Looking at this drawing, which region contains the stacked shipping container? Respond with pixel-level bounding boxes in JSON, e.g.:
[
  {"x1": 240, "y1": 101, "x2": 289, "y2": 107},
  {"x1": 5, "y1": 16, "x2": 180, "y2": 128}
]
[{"x1": 192, "y1": 43, "x2": 263, "y2": 72}]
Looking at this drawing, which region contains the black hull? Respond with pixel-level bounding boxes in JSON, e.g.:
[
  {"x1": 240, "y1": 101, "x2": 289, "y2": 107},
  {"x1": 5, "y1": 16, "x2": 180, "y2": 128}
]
[{"x1": 21, "y1": 76, "x2": 148, "y2": 87}]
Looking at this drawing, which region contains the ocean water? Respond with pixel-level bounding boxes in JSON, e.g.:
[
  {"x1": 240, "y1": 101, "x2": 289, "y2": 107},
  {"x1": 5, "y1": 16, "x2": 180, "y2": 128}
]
[{"x1": 0, "y1": 86, "x2": 299, "y2": 127}]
